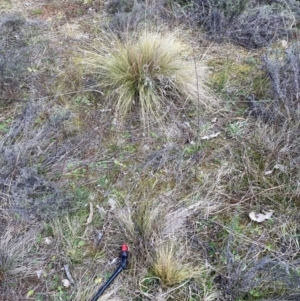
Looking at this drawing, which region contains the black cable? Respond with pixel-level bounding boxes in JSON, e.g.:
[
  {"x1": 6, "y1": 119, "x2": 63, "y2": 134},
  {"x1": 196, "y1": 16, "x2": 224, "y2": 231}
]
[{"x1": 90, "y1": 244, "x2": 129, "y2": 301}]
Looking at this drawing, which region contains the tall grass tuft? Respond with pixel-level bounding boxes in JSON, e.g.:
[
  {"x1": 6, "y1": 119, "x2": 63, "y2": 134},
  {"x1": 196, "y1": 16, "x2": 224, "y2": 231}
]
[
  {"x1": 80, "y1": 32, "x2": 198, "y2": 128},
  {"x1": 151, "y1": 241, "x2": 198, "y2": 287}
]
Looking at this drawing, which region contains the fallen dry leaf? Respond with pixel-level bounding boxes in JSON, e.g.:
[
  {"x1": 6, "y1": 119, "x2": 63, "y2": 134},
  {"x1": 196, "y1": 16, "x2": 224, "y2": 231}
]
[
  {"x1": 249, "y1": 210, "x2": 274, "y2": 223},
  {"x1": 264, "y1": 164, "x2": 287, "y2": 175},
  {"x1": 94, "y1": 277, "x2": 102, "y2": 284},
  {"x1": 274, "y1": 164, "x2": 287, "y2": 172},
  {"x1": 200, "y1": 132, "x2": 221, "y2": 140},
  {"x1": 85, "y1": 202, "x2": 93, "y2": 225}
]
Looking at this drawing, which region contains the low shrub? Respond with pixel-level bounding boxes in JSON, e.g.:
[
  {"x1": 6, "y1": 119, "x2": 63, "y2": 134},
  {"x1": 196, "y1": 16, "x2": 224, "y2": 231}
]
[
  {"x1": 179, "y1": 0, "x2": 299, "y2": 49},
  {"x1": 247, "y1": 43, "x2": 300, "y2": 124},
  {"x1": 262, "y1": 43, "x2": 300, "y2": 119}
]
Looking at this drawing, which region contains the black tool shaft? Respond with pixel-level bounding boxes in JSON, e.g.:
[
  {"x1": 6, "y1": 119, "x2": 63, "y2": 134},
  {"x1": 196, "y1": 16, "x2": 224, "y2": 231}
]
[
  {"x1": 90, "y1": 265, "x2": 123, "y2": 301},
  {"x1": 90, "y1": 244, "x2": 129, "y2": 301}
]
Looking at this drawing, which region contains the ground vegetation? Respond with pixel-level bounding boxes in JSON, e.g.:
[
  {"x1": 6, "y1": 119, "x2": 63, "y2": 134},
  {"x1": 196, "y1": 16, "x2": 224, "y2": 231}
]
[{"x1": 0, "y1": 0, "x2": 300, "y2": 300}]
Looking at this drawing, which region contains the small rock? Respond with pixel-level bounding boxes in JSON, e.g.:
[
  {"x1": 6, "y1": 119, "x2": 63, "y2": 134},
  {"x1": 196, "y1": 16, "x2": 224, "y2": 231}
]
[
  {"x1": 62, "y1": 279, "x2": 71, "y2": 288},
  {"x1": 36, "y1": 270, "x2": 43, "y2": 279},
  {"x1": 43, "y1": 237, "x2": 52, "y2": 245},
  {"x1": 281, "y1": 40, "x2": 288, "y2": 49}
]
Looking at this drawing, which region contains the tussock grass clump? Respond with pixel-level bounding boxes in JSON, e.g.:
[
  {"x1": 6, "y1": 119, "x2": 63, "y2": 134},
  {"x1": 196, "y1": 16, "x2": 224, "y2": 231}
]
[
  {"x1": 151, "y1": 241, "x2": 198, "y2": 287},
  {"x1": 115, "y1": 197, "x2": 166, "y2": 258},
  {"x1": 80, "y1": 32, "x2": 199, "y2": 128}
]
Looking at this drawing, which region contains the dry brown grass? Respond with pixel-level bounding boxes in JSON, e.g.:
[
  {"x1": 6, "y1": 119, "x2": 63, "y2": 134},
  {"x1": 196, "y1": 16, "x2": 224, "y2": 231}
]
[
  {"x1": 0, "y1": 221, "x2": 44, "y2": 300},
  {"x1": 1, "y1": 1, "x2": 300, "y2": 301},
  {"x1": 151, "y1": 240, "x2": 200, "y2": 287}
]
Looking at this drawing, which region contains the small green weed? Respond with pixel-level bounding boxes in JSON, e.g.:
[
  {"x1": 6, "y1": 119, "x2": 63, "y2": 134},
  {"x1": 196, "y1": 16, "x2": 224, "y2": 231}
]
[
  {"x1": 208, "y1": 54, "x2": 270, "y2": 102},
  {"x1": 51, "y1": 213, "x2": 90, "y2": 264},
  {"x1": 226, "y1": 121, "x2": 245, "y2": 138},
  {"x1": 30, "y1": 8, "x2": 43, "y2": 16},
  {"x1": 0, "y1": 118, "x2": 12, "y2": 134}
]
